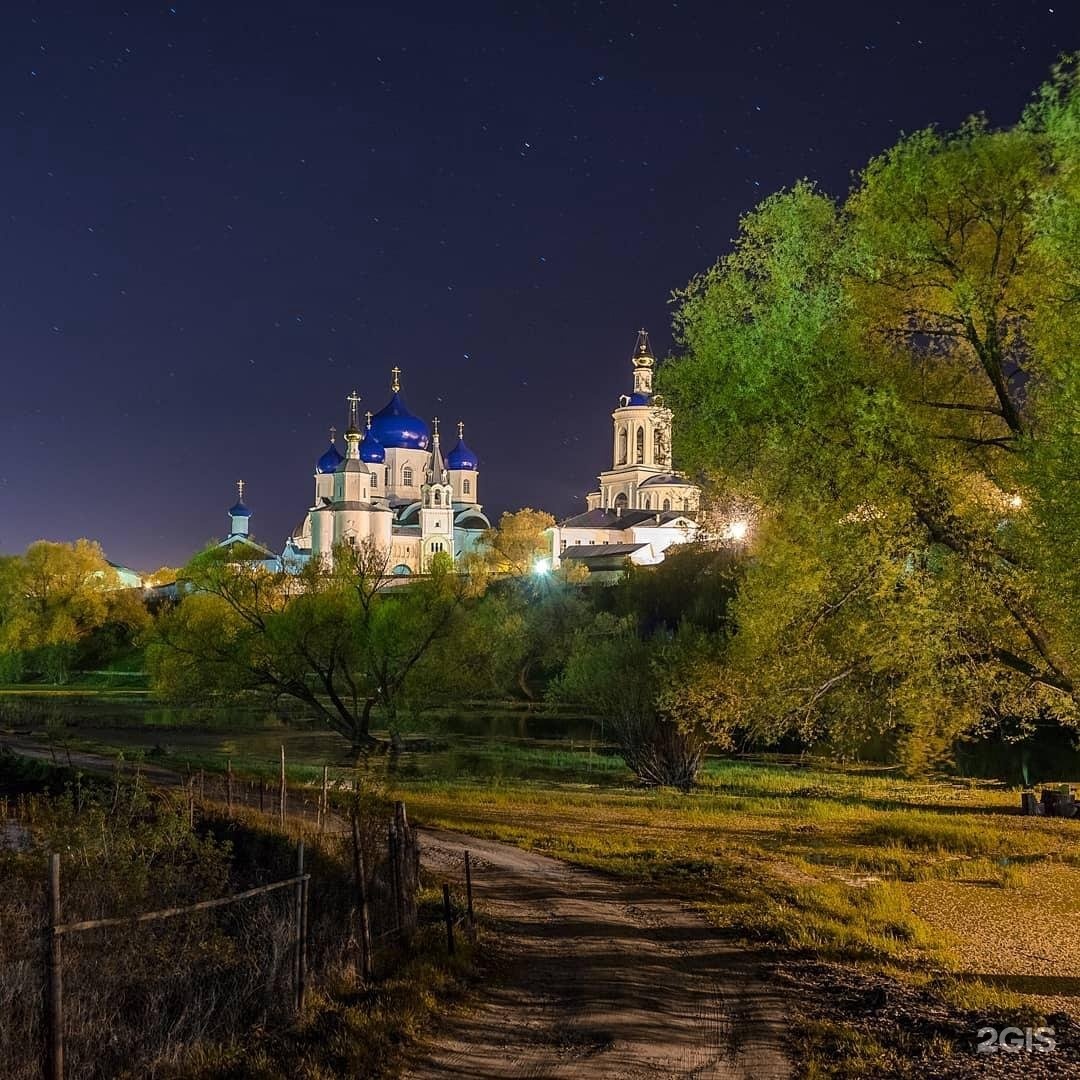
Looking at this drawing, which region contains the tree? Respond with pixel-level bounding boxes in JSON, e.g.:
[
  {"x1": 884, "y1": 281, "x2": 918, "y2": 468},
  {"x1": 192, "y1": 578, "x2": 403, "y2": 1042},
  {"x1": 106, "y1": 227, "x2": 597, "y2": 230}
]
[
  {"x1": 552, "y1": 615, "x2": 712, "y2": 791},
  {"x1": 0, "y1": 540, "x2": 125, "y2": 683},
  {"x1": 659, "y1": 87, "x2": 1080, "y2": 768},
  {"x1": 479, "y1": 509, "x2": 556, "y2": 575},
  {"x1": 149, "y1": 540, "x2": 472, "y2": 747}
]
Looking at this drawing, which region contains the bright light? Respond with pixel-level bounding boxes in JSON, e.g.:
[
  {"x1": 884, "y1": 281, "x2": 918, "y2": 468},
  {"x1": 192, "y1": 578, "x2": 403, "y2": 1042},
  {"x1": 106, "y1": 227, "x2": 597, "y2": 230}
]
[
  {"x1": 532, "y1": 557, "x2": 551, "y2": 576},
  {"x1": 1008, "y1": 494, "x2": 1024, "y2": 511},
  {"x1": 725, "y1": 519, "x2": 750, "y2": 543}
]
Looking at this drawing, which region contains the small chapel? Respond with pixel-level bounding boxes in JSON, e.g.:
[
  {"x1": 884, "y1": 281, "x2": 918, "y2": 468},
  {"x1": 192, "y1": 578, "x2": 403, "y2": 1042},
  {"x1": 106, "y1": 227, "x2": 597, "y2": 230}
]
[{"x1": 279, "y1": 369, "x2": 491, "y2": 574}]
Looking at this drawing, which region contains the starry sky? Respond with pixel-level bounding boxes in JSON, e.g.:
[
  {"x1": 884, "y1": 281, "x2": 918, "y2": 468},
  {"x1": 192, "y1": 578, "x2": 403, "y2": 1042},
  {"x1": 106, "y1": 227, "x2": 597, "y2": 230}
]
[{"x1": 1, "y1": 2, "x2": 1074, "y2": 568}]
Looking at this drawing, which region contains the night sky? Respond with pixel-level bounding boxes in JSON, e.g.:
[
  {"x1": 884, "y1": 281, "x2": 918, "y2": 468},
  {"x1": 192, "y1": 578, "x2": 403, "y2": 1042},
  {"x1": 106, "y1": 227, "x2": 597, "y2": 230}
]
[{"x1": 2, "y1": 2, "x2": 1074, "y2": 569}]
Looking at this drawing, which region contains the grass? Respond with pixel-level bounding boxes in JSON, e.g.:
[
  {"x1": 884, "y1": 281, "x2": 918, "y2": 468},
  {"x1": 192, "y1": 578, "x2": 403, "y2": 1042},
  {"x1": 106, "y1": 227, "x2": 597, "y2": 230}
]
[{"x1": 9, "y1": 716, "x2": 1078, "y2": 1076}]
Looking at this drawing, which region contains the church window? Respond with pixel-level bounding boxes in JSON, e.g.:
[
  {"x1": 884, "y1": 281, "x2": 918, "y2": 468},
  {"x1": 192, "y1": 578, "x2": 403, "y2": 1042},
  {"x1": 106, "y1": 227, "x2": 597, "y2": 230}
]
[
  {"x1": 392, "y1": 563, "x2": 412, "y2": 576},
  {"x1": 614, "y1": 492, "x2": 628, "y2": 510},
  {"x1": 635, "y1": 426, "x2": 644, "y2": 463},
  {"x1": 618, "y1": 426, "x2": 628, "y2": 464},
  {"x1": 662, "y1": 498, "x2": 671, "y2": 511},
  {"x1": 402, "y1": 465, "x2": 413, "y2": 487},
  {"x1": 434, "y1": 490, "x2": 442, "y2": 505},
  {"x1": 463, "y1": 478, "x2": 471, "y2": 494},
  {"x1": 385, "y1": 467, "x2": 389, "y2": 486},
  {"x1": 654, "y1": 428, "x2": 665, "y2": 464},
  {"x1": 644, "y1": 497, "x2": 651, "y2": 510},
  {"x1": 371, "y1": 474, "x2": 378, "y2": 488}
]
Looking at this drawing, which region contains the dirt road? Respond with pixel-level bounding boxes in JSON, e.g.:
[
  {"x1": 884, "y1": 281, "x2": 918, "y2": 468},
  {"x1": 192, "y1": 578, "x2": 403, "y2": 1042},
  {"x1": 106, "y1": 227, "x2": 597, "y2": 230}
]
[
  {"x1": 2, "y1": 737, "x2": 792, "y2": 1078},
  {"x1": 409, "y1": 828, "x2": 791, "y2": 1080}
]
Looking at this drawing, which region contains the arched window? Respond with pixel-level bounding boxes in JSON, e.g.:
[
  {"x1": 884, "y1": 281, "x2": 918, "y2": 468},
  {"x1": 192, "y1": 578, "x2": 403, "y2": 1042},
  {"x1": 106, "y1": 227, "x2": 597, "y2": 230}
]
[
  {"x1": 653, "y1": 428, "x2": 665, "y2": 464},
  {"x1": 662, "y1": 498, "x2": 671, "y2": 511},
  {"x1": 635, "y1": 426, "x2": 644, "y2": 464},
  {"x1": 392, "y1": 563, "x2": 412, "y2": 576},
  {"x1": 371, "y1": 473, "x2": 378, "y2": 488},
  {"x1": 643, "y1": 497, "x2": 651, "y2": 510},
  {"x1": 434, "y1": 489, "x2": 441, "y2": 505},
  {"x1": 618, "y1": 426, "x2": 628, "y2": 464},
  {"x1": 463, "y1": 478, "x2": 471, "y2": 495},
  {"x1": 402, "y1": 465, "x2": 413, "y2": 487},
  {"x1": 614, "y1": 492, "x2": 628, "y2": 510}
]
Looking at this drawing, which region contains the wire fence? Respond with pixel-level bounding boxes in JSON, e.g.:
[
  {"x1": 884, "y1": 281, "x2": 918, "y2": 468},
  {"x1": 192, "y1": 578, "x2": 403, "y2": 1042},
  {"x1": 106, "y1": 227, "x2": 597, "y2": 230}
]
[{"x1": 1, "y1": 759, "x2": 422, "y2": 1080}]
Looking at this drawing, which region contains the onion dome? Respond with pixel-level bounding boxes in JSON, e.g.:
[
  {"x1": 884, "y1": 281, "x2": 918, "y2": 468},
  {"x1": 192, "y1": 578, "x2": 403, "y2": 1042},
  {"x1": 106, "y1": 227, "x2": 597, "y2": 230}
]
[
  {"x1": 228, "y1": 500, "x2": 250, "y2": 518},
  {"x1": 626, "y1": 391, "x2": 651, "y2": 406},
  {"x1": 360, "y1": 426, "x2": 385, "y2": 464},
  {"x1": 316, "y1": 441, "x2": 344, "y2": 474},
  {"x1": 368, "y1": 368, "x2": 430, "y2": 450},
  {"x1": 446, "y1": 420, "x2": 478, "y2": 470}
]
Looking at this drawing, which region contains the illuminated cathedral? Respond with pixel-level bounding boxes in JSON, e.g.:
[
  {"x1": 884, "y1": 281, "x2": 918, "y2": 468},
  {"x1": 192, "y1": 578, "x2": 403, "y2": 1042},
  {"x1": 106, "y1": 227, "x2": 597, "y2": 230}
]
[{"x1": 275, "y1": 368, "x2": 490, "y2": 574}]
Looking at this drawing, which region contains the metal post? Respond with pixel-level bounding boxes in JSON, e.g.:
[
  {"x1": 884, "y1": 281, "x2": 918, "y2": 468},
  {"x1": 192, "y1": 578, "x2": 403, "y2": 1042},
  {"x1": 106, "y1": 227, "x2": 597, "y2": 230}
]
[
  {"x1": 46, "y1": 853, "x2": 64, "y2": 1080},
  {"x1": 442, "y1": 883, "x2": 455, "y2": 957}
]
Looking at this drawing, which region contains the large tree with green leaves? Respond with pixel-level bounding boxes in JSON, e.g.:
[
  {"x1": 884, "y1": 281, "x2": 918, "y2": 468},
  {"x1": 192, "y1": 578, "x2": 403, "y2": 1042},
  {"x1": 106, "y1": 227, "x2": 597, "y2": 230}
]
[
  {"x1": 149, "y1": 540, "x2": 472, "y2": 747},
  {"x1": 660, "y1": 69, "x2": 1080, "y2": 768}
]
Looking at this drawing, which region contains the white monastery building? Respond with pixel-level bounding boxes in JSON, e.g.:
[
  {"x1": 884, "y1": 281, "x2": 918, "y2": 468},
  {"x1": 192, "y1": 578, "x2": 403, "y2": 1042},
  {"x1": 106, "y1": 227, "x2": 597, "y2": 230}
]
[
  {"x1": 220, "y1": 369, "x2": 490, "y2": 576},
  {"x1": 551, "y1": 330, "x2": 701, "y2": 571}
]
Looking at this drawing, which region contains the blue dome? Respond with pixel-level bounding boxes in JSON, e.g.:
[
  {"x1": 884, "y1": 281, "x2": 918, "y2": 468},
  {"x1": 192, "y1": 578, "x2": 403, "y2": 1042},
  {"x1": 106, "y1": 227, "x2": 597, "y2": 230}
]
[
  {"x1": 446, "y1": 437, "x2": 478, "y2": 471},
  {"x1": 316, "y1": 441, "x2": 345, "y2": 475},
  {"x1": 369, "y1": 391, "x2": 430, "y2": 450},
  {"x1": 360, "y1": 428, "x2": 386, "y2": 464},
  {"x1": 229, "y1": 501, "x2": 251, "y2": 518},
  {"x1": 626, "y1": 392, "x2": 652, "y2": 406}
]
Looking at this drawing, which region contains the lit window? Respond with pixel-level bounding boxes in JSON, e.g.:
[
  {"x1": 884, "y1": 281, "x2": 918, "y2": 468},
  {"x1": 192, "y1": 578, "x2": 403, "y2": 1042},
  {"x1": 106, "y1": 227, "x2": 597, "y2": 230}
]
[
  {"x1": 463, "y1": 478, "x2": 471, "y2": 494},
  {"x1": 402, "y1": 465, "x2": 413, "y2": 486},
  {"x1": 635, "y1": 426, "x2": 644, "y2": 464},
  {"x1": 371, "y1": 474, "x2": 378, "y2": 488}
]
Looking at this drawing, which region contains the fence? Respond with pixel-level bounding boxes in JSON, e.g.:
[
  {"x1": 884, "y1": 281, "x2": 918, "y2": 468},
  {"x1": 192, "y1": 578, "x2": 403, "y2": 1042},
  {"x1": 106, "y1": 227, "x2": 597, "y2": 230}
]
[{"x1": 2, "y1": 761, "x2": 423, "y2": 1080}]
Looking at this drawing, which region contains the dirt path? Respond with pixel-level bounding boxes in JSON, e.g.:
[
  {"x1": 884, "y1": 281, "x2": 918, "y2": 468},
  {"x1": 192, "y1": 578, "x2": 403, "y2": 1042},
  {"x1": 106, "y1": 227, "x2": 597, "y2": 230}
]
[
  {"x1": 2, "y1": 737, "x2": 792, "y2": 1079},
  {"x1": 409, "y1": 827, "x2": 791, "y2": 1080}
]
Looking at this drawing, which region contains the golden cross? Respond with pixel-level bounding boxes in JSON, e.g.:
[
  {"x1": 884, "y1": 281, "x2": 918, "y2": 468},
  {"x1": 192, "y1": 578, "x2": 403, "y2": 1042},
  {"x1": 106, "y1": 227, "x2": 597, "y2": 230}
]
[
  {"x1": 390, "y1": 365, "x2": 401, "y2": 392},
  {"x1": 457, "y1": 420, "x2": 464, "y2": 439},
  {"x1": 432, "y1": 416, "x2": 440, "y2": 437},
  {"x1": 329, "y1": 425, "x2": 337, "y2": 442},
  {"x1": 236, "y1": 479, "x2": 245, "y2": 502},
  {"x1": 365, "y1": 410, "x2": 372, "y2": 429}
]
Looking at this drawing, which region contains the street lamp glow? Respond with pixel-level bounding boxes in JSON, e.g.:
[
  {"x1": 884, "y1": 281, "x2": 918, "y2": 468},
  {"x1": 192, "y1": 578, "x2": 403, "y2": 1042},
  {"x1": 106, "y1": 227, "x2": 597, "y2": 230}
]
[
  {"x1": 726, "y1": 519, "x2": 750, "y2": 543},
  {"x1": 533, "y1": 557, "x2": 551, "y2": 576}
]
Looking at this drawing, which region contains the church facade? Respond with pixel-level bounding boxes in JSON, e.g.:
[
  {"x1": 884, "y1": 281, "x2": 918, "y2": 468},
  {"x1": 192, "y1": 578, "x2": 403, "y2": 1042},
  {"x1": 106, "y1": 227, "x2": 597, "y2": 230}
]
[
  {"x1": 281, "y1": 369, "x2": 490, "y2": 574},
  {"x1": 551, "y1": 331, "x2": 701, "y2": 571}
]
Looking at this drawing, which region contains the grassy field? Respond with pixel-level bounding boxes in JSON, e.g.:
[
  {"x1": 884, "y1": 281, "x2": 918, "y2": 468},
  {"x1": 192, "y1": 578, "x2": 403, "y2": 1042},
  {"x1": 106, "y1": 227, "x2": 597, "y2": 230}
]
[{"x1": 7, "y1": 703, "x2": 1078, "y2": 1075}]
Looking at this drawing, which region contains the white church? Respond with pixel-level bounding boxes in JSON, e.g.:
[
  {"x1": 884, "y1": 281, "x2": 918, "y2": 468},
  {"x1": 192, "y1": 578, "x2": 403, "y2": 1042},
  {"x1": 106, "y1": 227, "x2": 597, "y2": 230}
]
[
  {"x1": 221, "y1": 368, "x2": 490, "y2": 575},
  {"x1": 550, "y1": 330, "x2": 701, "y2": 571}
]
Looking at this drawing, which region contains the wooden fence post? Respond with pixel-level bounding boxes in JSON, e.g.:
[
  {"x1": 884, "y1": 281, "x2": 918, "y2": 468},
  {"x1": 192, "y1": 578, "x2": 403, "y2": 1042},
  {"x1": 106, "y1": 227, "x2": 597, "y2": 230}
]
[
  {"x1": 294, "y1": 841, "x2": 307, "y2": 1011},
  {"x1": 388, "y1": 824, "x2": 401, "y2": 936},
  {"x1": 279, "y1": 745, "x2": 286, "y2": 827},
  {"x1": 321, "y1": 765, "x2": 328, "y2": 829},
  {"x1": 464, "y1": 850, "x2": 475, "y2": 935},
  {"x1": 442, "y1": 883, "x2": 455, "y2": 957},
  {"x1": 393, "y1": 801, "x2": 413, "y2": 934},
  {"x1": 259, "y1": 778, "x2": 266, "y2": 814},
  {"x1": 350, "y1": 812, "x2": 373, "y2": 982},
  {"x1": 226, "y1": 759, "x2": 233, "y2": 816},
  {"x1": 46, "y1": 853, "x2": 64, "y2": 1080}
]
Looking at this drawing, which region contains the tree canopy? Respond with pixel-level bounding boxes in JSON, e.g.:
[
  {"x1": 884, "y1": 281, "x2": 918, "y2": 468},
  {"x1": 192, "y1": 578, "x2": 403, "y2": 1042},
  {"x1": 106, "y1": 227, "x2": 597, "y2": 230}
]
[{"x1": 659, "y1": 67, "x2": 1080, "y2": 767}]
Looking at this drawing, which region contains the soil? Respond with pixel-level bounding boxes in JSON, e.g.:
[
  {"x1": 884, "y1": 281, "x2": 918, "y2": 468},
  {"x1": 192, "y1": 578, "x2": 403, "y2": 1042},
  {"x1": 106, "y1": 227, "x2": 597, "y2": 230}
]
[{"x1": 407, "y1": 827, "x2": 792, "y2": 1079}]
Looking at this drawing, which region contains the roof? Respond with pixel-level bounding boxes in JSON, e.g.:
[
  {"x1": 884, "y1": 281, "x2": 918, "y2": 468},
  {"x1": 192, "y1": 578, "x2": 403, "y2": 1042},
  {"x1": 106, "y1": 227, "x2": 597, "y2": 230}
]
[
  {"x1": 562, "y1": 543, "x2": 646, "y2": 559},
  {"x1": 558, "y1": 507, "x2": 689, "y2": 530},
  {"x1": 638, "y1": 473, "x2": 695, "y2": 488}
]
